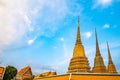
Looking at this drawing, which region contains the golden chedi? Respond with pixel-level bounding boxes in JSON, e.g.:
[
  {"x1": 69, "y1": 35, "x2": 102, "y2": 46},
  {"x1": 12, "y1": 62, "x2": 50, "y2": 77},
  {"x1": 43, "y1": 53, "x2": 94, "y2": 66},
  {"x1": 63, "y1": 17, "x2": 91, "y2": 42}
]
[
  {"x1": 107, "y1": 42, "x2": 117, "y2": 73},
  {"x1": 67, "y1": 17, "x2": 90, "y2": 73},
  {"x1": 92, "y1": 30, "x2": 106, "y2": 73}
]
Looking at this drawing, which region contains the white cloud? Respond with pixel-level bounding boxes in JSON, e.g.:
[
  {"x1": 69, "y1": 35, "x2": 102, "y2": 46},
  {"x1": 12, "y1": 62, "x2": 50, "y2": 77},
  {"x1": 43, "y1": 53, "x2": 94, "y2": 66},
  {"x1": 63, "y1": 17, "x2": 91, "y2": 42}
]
[
  {"x1": 0, "y1": 0, "x2": 29, "y2": 47},
  {"x1": 103, "y1": 24, "x2": 110, "y2": 28},
  {"x1": 27, "y1": 37, "x2": 37, "y2": 45},
  {"x1": 98, "y1": 0, "x2": 112, "y2": 5},
  {"x1": 92, "y1": 0, "x2": 113, "y2": 9},
  {"x1": 0, "y1": 0, "x2": 69, "y2": 74},
  {"x1": 60, "y1": 37, "x2": 65, "y2": 42},
  {"x1": 18, "y1": 11, "x2": 33, "y2": 32},
  {"x1": 0, "y1": 0, "x2": 68, "y2": 53},
  {"x1": 84, "y1": 32, "x2": 92, "y2": 39},
  {"x1": 20, "y1": 14, "x2": 35, "y2": 34}
]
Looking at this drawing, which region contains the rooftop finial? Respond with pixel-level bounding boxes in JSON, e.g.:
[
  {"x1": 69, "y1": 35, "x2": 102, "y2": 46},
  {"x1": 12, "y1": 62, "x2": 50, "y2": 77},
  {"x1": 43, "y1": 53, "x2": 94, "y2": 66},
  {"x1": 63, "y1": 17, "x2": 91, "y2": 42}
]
[{"x1": 76, "y1": 16, "x2": 82, "y2": 44}]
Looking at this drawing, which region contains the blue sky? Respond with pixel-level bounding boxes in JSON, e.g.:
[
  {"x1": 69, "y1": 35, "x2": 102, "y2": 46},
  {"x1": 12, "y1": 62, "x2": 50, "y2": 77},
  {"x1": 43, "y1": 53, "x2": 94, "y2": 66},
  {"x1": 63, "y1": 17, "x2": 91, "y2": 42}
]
[{"x1": 0, "y1": 0, "x2": 120, "y2": 74}]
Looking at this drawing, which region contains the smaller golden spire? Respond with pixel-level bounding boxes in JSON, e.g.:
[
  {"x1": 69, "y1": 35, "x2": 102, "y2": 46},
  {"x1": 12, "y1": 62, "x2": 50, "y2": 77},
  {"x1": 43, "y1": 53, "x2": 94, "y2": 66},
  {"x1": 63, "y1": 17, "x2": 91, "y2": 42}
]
[
  {"x1": 107, "y1": 42, "x2": 113, "y2": 64},
  {"x1": 92, "y1": 29, "x2": 106, "y2": 73},
  {"x1": 107, "y1": 42, "x2": 117, "y2": 73},
  {"x1": 76, "y1": 16, "x2": 82, "y2": 45}
]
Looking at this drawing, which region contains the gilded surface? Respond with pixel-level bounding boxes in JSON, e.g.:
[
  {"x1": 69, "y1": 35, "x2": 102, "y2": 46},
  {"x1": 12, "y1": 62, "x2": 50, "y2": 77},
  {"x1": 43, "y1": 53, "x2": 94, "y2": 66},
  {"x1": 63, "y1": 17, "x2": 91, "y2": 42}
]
[
  {"x1": 107, "y1": 43, "x2": 117, "y2": 73},
  {"x1": 67, "y1": 17, "x2": 90, "y2": 73},
  {"x1": 92, "y1": 30, "x2": 106, "y2": 73}
]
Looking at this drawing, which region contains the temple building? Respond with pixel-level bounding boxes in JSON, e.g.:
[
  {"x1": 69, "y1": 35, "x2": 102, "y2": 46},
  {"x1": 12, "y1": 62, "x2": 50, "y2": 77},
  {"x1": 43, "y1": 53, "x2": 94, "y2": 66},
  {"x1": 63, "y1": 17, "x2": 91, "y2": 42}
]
[
  {"x1": 34, "y1": 17, "x2": 120, "y2": 80},
  {"x1": 34, "y1": 71, "x2": 57, "y2": 79},
  {"x1": 14, "y1": 66, "x2": 33, "y2": 80},
  {"x1": 0, "y1": 66, "x2": 5, "y2": 80}
]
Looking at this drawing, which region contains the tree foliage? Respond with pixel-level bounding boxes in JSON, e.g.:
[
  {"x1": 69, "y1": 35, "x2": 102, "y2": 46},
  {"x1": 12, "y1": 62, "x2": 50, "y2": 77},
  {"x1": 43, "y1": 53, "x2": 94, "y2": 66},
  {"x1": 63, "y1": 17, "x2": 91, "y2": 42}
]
[
  {"x1": 3, "y1": 65, "x2": 17, "y2": 80},
  {"x1": 23, "y1": 78, "x2": 32, "y2": 80}
]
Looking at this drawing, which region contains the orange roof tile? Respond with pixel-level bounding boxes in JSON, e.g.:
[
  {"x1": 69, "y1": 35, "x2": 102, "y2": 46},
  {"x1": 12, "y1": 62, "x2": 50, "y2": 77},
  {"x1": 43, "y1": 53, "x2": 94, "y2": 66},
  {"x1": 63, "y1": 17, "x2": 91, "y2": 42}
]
[
  {"x1": 37, "y1": 71, "x2": 57, "y2": 78},
  {"x1": 17, "y1": 66, "x2": 32, "y2": 76},
  {"x1": 0, "y1": 67, "x2": 5, "y2": 79}
]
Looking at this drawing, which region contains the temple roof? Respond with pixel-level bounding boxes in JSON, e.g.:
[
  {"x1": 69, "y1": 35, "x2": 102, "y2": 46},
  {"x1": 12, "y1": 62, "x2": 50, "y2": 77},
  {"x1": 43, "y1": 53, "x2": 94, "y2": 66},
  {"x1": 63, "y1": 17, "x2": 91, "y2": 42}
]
[
  {"x1": 0, "y1": 66, "x2": 5, "y2": 79},
  {"x1": 17, "y1": 66, "x2": 32, "y2": 76}
]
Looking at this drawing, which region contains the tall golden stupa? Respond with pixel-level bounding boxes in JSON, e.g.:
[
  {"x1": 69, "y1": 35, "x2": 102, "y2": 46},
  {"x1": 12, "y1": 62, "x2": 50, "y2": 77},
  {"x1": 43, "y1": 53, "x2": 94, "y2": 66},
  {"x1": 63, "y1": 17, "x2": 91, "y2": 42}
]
[
  {"x1": 107, "y1": 42, "x2": 117, "y2": 73},
  {"x1": 67, "y1": 16, "x2": 90, "y2": 73},
  {"x1": 92, "y1": 30, "x2": 106, "y2": 73}
]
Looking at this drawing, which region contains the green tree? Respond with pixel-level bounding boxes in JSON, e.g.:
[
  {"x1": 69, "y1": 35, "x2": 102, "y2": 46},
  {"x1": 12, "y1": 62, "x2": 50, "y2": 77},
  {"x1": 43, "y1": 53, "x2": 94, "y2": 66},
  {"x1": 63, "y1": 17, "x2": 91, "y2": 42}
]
[
  {"x1": 23, "y1": 78, "x2": 32, "y2": 80},
  {"x1": 3, "y1": 65, "x2": 17, "y2": 80}
]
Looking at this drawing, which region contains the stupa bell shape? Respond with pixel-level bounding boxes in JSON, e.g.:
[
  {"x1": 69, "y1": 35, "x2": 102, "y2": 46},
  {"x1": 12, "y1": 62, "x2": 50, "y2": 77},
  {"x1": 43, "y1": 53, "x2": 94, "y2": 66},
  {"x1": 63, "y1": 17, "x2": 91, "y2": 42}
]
[
  {"x1": 107, "y1": 42, "x2": 117, "y2": 73},
  {"x1": 67, "y1": 17, "x2": 90, "y2": 73},
  {"x1": 92, "y1": 30, "x2": 106, "y2": 73}
]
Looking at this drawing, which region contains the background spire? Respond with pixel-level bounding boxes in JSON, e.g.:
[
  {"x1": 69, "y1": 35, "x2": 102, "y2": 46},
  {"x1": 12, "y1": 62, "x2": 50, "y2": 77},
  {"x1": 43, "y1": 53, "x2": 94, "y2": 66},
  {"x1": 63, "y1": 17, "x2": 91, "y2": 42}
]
[
  {"x1": 107, "y1": 42, "x2": 117, "y2": 73},
  {"x1": 76, "y1": 16, "x2": 82, "y2": 44},
  {"x1": 92, "y1": 29, "x2": 106, "y2": 73},
  {"x1": 107, "y1": 42, "x2": 113, "y2": 64}
]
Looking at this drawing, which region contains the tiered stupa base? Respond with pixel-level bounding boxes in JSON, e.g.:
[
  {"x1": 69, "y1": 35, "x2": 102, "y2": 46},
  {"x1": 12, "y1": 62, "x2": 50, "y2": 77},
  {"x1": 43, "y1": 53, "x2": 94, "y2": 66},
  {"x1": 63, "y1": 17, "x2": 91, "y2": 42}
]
[{"x1": 68, "y1": 57, "x2": 90, "y2": 73}]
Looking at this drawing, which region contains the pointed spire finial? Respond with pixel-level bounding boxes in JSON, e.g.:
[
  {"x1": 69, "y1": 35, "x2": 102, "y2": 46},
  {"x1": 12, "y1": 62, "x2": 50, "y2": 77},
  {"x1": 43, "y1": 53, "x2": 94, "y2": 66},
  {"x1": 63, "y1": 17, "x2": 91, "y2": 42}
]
[
  {"x1": 107, "y1": 42, "x2": 113, "y2": 64},
  {"x1": 95, "y1": 29, "x2": 100, "y2": 56},
  {"x1": 76, "y1": 16, "x2": 82, "y2": 44},
  {"x1": 78, "y1": 16, "x2": 80, "y2": 27}
]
